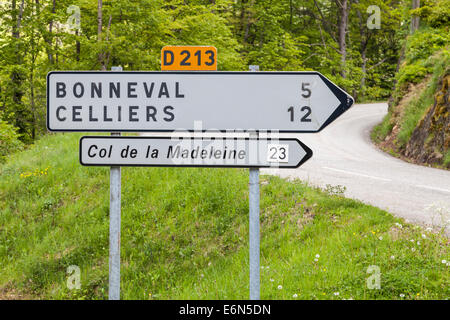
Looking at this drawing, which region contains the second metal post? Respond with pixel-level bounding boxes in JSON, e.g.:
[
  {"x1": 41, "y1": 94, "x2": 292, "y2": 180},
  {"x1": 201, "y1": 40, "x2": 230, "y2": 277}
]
[
  {"x1": 249, "y1": 164, "x2": 260, "y2": 300},
  {"x1": 109, "y1": 131, "x2": 121, "y2": 300},
  {"x1": 248, "y1": 65, "x2": 260, "y2": 300},
  {"x1": 109, "y1": 66, "x2": 123, "y2": 300}
]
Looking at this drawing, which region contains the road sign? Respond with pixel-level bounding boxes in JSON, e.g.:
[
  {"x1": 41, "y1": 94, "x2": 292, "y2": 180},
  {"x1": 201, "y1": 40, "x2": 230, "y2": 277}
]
[
  {"x1": 161, "y1": 46, "x2": 217, "y2": 71},
  {"x1": 79, "y1": 136, "x2": 312, "y2": 168},
  {"x1": 47, "y1": 71, "x2": 353, "y2": 132}
]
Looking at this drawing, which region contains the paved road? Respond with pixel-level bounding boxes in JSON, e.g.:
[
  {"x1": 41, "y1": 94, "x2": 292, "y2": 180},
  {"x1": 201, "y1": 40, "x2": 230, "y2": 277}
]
[{"x1": 262, "y1": 103, "x2": 450, "y2": 233}]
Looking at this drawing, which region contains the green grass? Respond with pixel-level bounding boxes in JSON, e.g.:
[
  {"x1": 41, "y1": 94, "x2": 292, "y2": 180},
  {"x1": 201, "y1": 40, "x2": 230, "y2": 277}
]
[
  {"x1": 371, "y1": 23, "x2": 449, "y2": 145},
  {"x1": 0, "y1": 133, "x2": 449, "y2": 300},
  {"x1": 371, "y1": 110, "x2": 394, "y2": 144},
  {"x1": 444, "y1": 150, "x2": 450, "y2": 168},
  {"x1": 396, "y1": 53, "x2": 449, "y2": 147}
]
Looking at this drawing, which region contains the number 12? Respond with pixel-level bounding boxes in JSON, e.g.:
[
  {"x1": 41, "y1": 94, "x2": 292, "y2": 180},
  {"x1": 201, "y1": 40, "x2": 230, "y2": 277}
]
[{"x1": 288, "y1": 106, "x2": 312, "y2": 122}]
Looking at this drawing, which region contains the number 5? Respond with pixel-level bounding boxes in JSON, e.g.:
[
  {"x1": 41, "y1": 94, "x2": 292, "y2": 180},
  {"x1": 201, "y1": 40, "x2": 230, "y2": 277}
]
[{"x1": 301, "y1": 83, "x2": 311, "y2": 98}]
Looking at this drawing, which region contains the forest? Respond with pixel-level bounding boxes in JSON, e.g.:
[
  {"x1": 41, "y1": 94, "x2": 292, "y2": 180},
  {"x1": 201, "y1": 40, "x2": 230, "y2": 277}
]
[
  {"x1": 0, "y1": 0, "x2": 448, "y2": 149},
  {"x1": 0, "y1": 0, "x2": 449, "y2": 300}
]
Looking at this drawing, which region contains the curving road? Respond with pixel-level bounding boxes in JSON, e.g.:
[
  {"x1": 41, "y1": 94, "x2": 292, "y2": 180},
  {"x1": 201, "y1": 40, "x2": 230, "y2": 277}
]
[{"x1": 262, "y1": 103, "x2": 450, "y2": 233}]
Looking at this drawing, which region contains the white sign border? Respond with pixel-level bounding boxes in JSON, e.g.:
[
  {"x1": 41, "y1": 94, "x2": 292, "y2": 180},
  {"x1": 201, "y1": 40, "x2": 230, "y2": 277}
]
[
  {"x1": 47, "y1": 71, "x2": 354, "y2": 133},
  {"x1": 79, "y1": 136, "x2": 313, "y2": 169}
]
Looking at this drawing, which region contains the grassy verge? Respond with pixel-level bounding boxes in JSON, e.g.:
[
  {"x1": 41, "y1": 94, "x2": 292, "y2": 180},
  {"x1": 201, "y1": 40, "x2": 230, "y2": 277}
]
[
  {"x1": 396, "y1": 53, "x2": 449, "y2": 147},
  {"x1": 372, "y1": 50, "x2": 449, "y2": 146},
  {"x1": 0, "y1": 133, "x2": 449, "y2": 300}
]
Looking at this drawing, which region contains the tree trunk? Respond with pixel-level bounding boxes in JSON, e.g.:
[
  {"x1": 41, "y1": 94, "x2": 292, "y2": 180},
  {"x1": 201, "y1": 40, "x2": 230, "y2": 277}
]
[
  {"x1": 360, "y1": 48, "x2": 367, "y2": 98},
  {"x1": 30, "y1": 0, "x2": 39, "y2": 139},
  {"x1": 337, "y1": 0, "x2": 349, "y2": 78},
  {"x1": 11, "y1": 0, "x2": 25, "y2": 104},
  {"x1": 98, "y1": 0, "x2": 103, "y2": 39},
  {"x1": 46, "y1": 0, "x2": 56, "y2": 64},
  {"x1": 355, "y1": 2, "x2": 368, "y2": 100},
  {"x1": 10, "y1": 0, "x2": 26, "y2": 136},
  {"x1": 411, "y1": 0, "x2": 420, "y2": 33},
  {"x1": 98, "y1": 0, "x2": 106, "y2": 70},
  {"x1": 76, "y1": 30, "x2": 81, "y2": 62}
]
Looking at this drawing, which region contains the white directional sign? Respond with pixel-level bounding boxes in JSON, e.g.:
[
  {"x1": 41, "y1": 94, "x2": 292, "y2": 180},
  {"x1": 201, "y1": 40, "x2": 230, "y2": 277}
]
[
  {"x1": 47, "y1": 71, "x2": 353, "y2": 133},
  {"x1": 79, "y1": 136, "x2": 313, "y2": 168}
]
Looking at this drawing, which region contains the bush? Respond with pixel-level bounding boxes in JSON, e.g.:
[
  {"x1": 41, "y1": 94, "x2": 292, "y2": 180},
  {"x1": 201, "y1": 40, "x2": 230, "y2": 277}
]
[
  {"x1": 405, "y1": 28, "x2": 449, "y2": 64},
  {"x1": 396, "y1": 63, "x2": 430, "y2": 87},
  {"x1": 414, "y1": 0, "x2": 450, "y2": 28},
  {"x1": 0, "y1": 119, "x2": 24, "y2": 163},
  {"x1": 444, "y1": 150, "x2": 450, "y2": 168}
]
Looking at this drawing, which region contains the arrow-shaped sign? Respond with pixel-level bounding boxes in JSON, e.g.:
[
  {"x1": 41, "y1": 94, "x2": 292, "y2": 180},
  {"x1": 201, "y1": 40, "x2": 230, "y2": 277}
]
[
  {"x1": 79, "y1": 136, "x2": 312, "y2": 168},
  {"x1": 47, "y1": 71, "x2": 353, "y2": 133}
]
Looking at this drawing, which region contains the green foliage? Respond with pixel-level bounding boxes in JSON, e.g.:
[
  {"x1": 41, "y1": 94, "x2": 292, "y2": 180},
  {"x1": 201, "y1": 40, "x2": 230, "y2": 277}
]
[
  {"x1": 444, "y1": 150, "x2": 450, "y2": 168},
  {"x1": 397, "y1": 51, "x2": 449, "y2": 147},
  {"x1": 324, "y1": 184, "x2": 346, "y2": 197},
  {"x1": 0, "y1": 119, "x2": 24, "y2": 163},
  {"x1": 413, "y1": 0, "x2": 450, "y2": 28},
  {"x1": 371, "y1": 109, "x2": 395, "y2": 143},
  {"x1": 391, "y1": 27, "x2": 449, "y2": 103},
  {"x1": 246, "y1": 33, "x2": 306, "y2": 71},
  {"x1": 375, "y1": 46, "x2": 449, "y2": 152},
  {"x1": 0, "y1": 132, "x2": 448, "y2": 299},
  {"x1": 405, "y1": 28, "x2": 449, "y2": 64},
  {"x1": 396, "y1": 62, "x2": 430, "y2": 86},
  {"x1": 374, "y1": 1, "x2": 450, "y2": 147},
  {"x1": 0, "y1": 0, "x2": 408, "y2": 148}
]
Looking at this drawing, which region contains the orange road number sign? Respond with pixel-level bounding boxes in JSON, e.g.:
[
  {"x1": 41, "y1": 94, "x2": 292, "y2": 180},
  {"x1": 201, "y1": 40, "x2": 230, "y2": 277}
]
[{"x1": 161, "y1": 46, "x2": 217, "y2": 71}]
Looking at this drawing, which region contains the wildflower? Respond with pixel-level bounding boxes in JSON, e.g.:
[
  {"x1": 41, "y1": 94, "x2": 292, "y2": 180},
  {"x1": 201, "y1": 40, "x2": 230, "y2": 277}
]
[
  {"x1": 200, "y1": 274, "x2": 204, "y2": 278},
  {"x1": 410, "y1": 239, "x2": 414, "y2": 243},
  {"x1": 411, "y1": 248, "x2": 416, "y2": 252},
  {"x1": 421, "y1": 234, "x2": 426, "y2": 239},
  {"x1": 390, "y1": 256, "x2": 395, "y2": 260},
  {"x1": 399, "y1": 294, "x2": 405, "y2": 298},
  {"x1": 442, "y1": 260, "x2": 447, "y2": 264},
  {"x1": 270, "y1": 279, "x2": 274, "y2": 282},
  {"x1": 417, "y1": 241, "x2": 420, "y2": 245},
  {"x1": 379, "y1": 236, "x2": 383, "y2": 240},
  {"x1": 315, "y1": 254, "x2": 320, "y2": 258},
  {"x1": 314, "y1": 258, "x2": 319, "y2": 262},
  {"x1": 277, "y1": 285, "x2": 282, "y2": 290},
  {"x1": 292, "y1": 294, "x2": 298, "y2": 298},
  {"x1": 333, "y1": 292, "x2": 339, "y2": 296}
]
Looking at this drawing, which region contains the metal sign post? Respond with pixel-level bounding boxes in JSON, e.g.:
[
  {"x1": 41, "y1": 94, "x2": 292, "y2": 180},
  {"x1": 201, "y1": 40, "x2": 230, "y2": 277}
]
[
  {"x1": 248, "y1": 65, "x2": 260, "y2": 300},
  {"x1": 109, "y1": 133, "x2": 120, "y2": 300},
  {"x1": 249, "y1": 150, "x2": 260, "y2": 300},
  {"x1": 109, "y1": 66, "x2": 122, "y2": 300}
]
